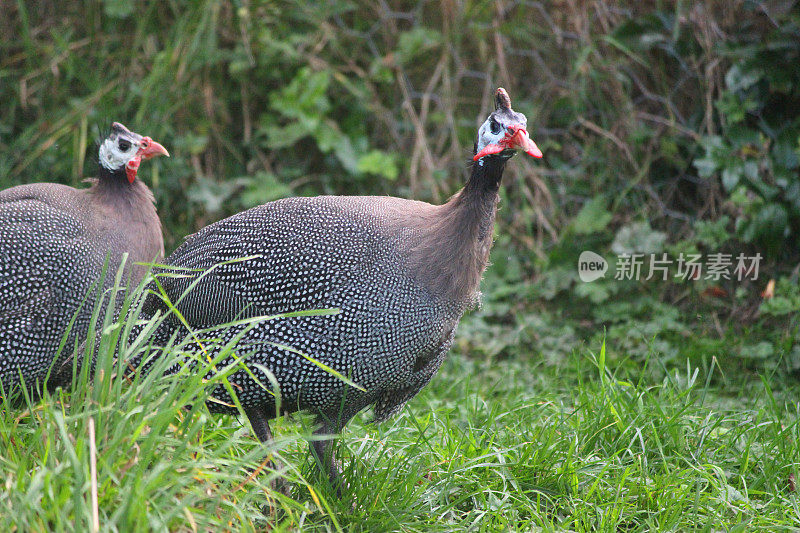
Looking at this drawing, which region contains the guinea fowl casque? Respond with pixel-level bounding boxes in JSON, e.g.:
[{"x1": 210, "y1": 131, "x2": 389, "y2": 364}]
[
  {"x1": 0, "y1": 123, "x2": 168, "y2": 400},
  {"x1": 135, "y1": 88, "x2": 541, "y2": 488}
]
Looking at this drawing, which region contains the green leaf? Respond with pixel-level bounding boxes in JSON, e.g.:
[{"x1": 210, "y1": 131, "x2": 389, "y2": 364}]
[
  {"x1": 396, "y1": 28, "x2": 442, "y2": 65},
  {"x1": 187, "y1": 176, "x2": 249, "y2": 214},
  {"x1": 573, "y1": 196, "x2": 613, "y2": 235},
  {"x1": 715, "y1": 91, "x2": 758, "y2": 124},
  {"x1": 314, "y1": 120, "x2": 359, "y2": 174},
  {"x1": 773, "y1": 133, "x2": 800, "y2": 170},
  {"x1": 575, "y1": 280, "x2": 613, "y2": 304},
  {"x1": 694, "y1": 216, "x2": 731, "y2": 248},
  {"x1": 357, "y1": 150, "x2": 399, "y2": 181},
  {"x1": 239, "y1": 172, "x2": 294, "y2": 208},
  {"x1": 269, "y1": 67, "x2": 331, "y2": 121},
  {"x1": 611, "y1": 221, "x2": 667, "y2": 255},
  {"x1": 721, "y1": 162, "x2": 742, "y2": 191},
  {"x1": 264, "y1": 121, "x2": 314, "y2": 149},
  {"x1": 725, "y1": 64, "x2": 762, "y2": 92},
  {"x1": 738, "y1": 202, "x2": 788, "y2": 247},
  {"x1": 738, "y1": 341, "x2": 775, "y2": 360},
  {"x1": 103, "y1": 0, "x2": 134, "y2": 18},
  {"x1": 694, "y1": 136, "x2": 727, "y2": 178}
]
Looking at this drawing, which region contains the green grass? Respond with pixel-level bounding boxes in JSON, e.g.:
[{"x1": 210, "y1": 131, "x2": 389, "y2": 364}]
[{"x1": 2, "y1": 299, "x2": 798, "y2": 531}]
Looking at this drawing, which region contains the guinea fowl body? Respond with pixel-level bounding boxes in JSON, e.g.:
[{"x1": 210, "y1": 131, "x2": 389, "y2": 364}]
[
  {"x1": 0, "y1": 123, "x2": 167, "y2": 398},
  {"x1": 142, "y1": 187, "x2": 499, "y2": 422},
  {"x1": 136, "y1": 88, "x2": 541, "y2": 487}
]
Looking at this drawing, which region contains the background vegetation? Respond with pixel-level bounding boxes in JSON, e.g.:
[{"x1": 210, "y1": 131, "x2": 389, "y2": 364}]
[{"x1": 1, "y1": 0, "x2": 799, "y2": 530}]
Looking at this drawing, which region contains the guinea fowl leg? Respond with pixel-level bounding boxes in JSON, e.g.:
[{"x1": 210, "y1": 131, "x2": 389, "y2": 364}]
[
  {"x1": 243, "y1": 405, "x2": 289, "y2": 495},
  {"x1": 244, "y1": 404, "x2": 274, "y2": 442},
  {"x1": 310, "y1": 416, "x2": 348, "y2": 494}
]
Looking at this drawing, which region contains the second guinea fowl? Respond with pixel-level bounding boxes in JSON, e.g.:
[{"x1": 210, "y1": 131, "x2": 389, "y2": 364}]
[
  {"x1": 0, "y1": 123, "x2": 168, "y2": 400},
  {"x1": 134, "y1": 88, "x2": 541, "y2": 488}
]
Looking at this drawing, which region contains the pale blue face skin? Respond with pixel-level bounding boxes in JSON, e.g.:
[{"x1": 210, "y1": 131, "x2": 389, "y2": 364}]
[
  {"x1": 475, "y1": 108, "x2": 529, "y2": 159},
  {"x1": 98, "y1": 124, "x2": 145, "y2": 172}
]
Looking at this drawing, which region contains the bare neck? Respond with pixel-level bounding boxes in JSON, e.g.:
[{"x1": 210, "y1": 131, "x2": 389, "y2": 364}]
[
  {"x1": 85, "y1": 165, "x2": 164, "y2": 281},
  {"x1": 90, "y1": 165, "x2": 156, "y2": 218},
  {"x1": 408, "y1": 155, "x2": 508, "y2": 306}
]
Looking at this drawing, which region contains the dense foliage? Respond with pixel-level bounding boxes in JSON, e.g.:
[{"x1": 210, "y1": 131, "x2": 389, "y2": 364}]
[{"x1": 4, "y1": 2, "x2": 796, "y2": 250}]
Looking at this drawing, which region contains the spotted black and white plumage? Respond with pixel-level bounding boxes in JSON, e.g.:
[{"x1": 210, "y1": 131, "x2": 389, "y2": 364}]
[
  {"x1": 134, "y1": 88, "x2": 541, "y2": 489},
  {"x1": 140, "y1": 196, "x2": 461, "y2": 422},
  {"x1": 0, "y1": 123, "x2": 166, "y2": 400}
]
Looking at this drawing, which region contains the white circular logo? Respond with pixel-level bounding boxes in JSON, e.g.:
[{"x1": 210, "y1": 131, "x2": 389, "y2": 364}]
[{"x1": 578, "y1": 251, "x2": 608, "y2": 282}]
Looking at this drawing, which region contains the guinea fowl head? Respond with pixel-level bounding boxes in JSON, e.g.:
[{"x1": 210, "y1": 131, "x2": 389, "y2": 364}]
[
  {"x1": 98, "y1": 122, "x2": 169, "y2": 183},
  {"x1": 473, "y1": 88, "x2": 542, "y2": 162}
]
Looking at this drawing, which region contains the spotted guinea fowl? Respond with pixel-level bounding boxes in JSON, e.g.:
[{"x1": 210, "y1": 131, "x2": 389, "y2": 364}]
[
  {"x1": 0, "y1": 122, "x2": 168, "y2": 400},
  {"x1": 135, "y1": 88, "x2": 541, "y2": 488}
]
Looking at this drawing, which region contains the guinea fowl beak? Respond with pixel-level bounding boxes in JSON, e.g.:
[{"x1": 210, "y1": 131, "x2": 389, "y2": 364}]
[
  {"x1": 473, "y1": 125, "x2": 543, "y2": 161},
  {"x1": 507, "y1": 127, "x2": 542, "y2": 158},
  {"x1": 125, "y1": 137, "x2": 169, "y2": 183},
  {"x1": 138, "y1": 137, "x2": 170, "y2": 159}
]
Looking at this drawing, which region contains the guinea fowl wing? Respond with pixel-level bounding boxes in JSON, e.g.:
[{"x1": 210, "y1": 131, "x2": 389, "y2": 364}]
[
  {"x1": 0, "y1": 195, "x2": 102, "y2": 389},
  {"x1": 142, "y1": 196, "x2": 455, "y2": 417},
  {"x1": 0, "y1": 195, "x2": 85, "y2": 316},
  {"x1": 149, "y1": 197, "x2": 384, "y2": 324}
]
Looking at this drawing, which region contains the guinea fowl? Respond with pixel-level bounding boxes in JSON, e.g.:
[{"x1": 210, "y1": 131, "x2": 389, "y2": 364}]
[
  {"x1": 0, "y1": 122, "x2": 168, "y2": 400},
  {"x1": 135, "y1": 88, "x2": 541, "y2": 488}
]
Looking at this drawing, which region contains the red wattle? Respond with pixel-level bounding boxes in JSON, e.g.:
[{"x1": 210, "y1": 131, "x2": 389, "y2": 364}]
[
  {"x1": 126, "y1": 156, "x2": 141, "y2": 183},
  {"x1": 473, "y1": 143, "x2": 505, "y2": 161}
]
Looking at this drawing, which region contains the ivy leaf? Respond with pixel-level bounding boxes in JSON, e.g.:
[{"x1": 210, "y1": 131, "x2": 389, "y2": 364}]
[
  {"x1": 725, "y1": 64, "x2": 762, "y2": 92},
  {"x1": 694, "y1": 135, "x2": 727, "y2": 178},
  {"x1": 721, "y1": 162, "x2": 743, "y2": 192}
]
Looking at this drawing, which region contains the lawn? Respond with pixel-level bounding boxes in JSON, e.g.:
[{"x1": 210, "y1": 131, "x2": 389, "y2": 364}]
[{"x1": 1, "y1": 298, "x2": 798, "y2": 532}]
